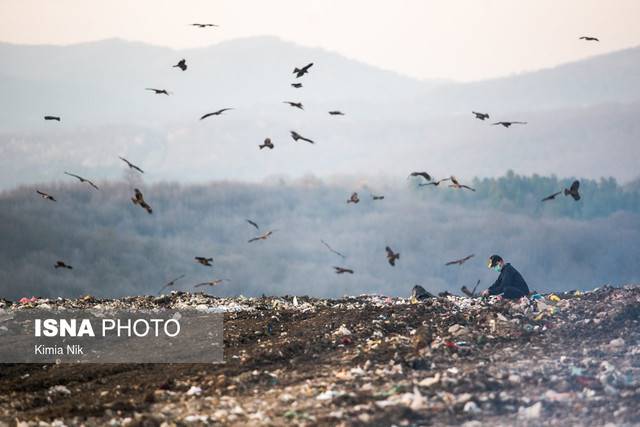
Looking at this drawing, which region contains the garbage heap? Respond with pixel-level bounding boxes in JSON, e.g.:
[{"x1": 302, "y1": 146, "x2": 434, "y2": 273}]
[{"x1": 1, "y1": 285, "x2": 638, "y2": 426}]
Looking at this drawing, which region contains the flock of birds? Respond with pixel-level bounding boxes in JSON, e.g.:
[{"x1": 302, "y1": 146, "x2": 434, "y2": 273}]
[{"x1": 33, "y1": 29, "x2": 597, "y2": 295}]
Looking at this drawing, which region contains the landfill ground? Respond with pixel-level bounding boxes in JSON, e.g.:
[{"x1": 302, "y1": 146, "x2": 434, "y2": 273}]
[{"x1": 1, "y1": 285, "x2": 639, "y2": 427}]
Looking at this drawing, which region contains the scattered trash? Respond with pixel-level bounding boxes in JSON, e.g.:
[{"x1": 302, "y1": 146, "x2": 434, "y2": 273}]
[{"x1": 3, "y1": 285, "x2": 639, "y2": 425}]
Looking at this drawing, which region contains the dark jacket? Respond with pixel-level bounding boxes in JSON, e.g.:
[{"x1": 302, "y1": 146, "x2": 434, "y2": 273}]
[{"x1": 488, "y1": 263, "x2": 529, "y2": 299}]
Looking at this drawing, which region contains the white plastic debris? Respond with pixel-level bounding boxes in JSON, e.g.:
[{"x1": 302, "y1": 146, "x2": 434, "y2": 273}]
[
  {"x1": 519, "y1": 401, "x2": 542, "y2": 419},
  {"x1": 464, "y1": 401, "x2": 481, "y2": 414},
  {"x1": 186, "y1": 385, "x2": 202, "y2": 396},
  {"x1": 48, "y1": 385, "x2": 71, "y2": 395}
]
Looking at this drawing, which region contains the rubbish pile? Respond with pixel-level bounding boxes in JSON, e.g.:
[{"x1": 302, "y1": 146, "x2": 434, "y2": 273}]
[{"x1": 1, "y1": 285, "x2": 638, "y2": 426}]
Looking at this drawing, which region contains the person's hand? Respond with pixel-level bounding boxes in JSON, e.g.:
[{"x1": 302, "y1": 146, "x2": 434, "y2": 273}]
[{"x1": 481, "y1": 289, "x2": 489, "y2": 297}]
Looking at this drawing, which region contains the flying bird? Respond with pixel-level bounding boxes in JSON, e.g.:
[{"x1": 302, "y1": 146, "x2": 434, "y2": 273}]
[
  {"x1": 190, "y1": 23, "x2": 218, "y2": 28},
  {"x1": 408, "y1": 172, "x2": 432, "y2": 182},
  {"x1": 291, "y1": 83, "x2": 303, "y2": 88},
  {"x1": 347, "y1": 192, "x2": 360, "y2": 204},
  {"x1": 461, "y1": 280, "x2": 481, "y2": 298},
  {"x1": 64, "y1": 172, "x2": 99, "y2": 190},
  {"x1": 195, "y1": 256, "x2": 214, "y2": 267},
  {"x1": 159, "y1": 274, "x2": 185, "y2": 294},
  {"x1": 248, "y1": 230, "x2": 277, "y2": 243},
  {"x1": 44, "y1": 115, "x2": 61, "y2": 121},
  {"x1": 472, "y1": 111, "x2": 490, "y2": 120},
  {"x1": 131, "y1": 188, "x2": 152, "y2": 214},
  {"x1": 54, "y1": 260, "x2": 72, "y2": 269},
  {"x1": 579, "y1": 36, "x2": 599, "y2": 42},
  {"x1": 119, "y1": 157, "x2": 144, "y2": 173},
  {"x1": 246, "y1": 219, "x2": 259, "y2": 230},
  {"x1": 445, "y1": 254, "x2": 475, "y2": 266},
  {"x1": 321, "y1": 240, "x2": 346, "y2": 259},
  {"x1": 372, "y1": 194, "x2": 385, "y2": 200},
  {"x1": 194, "y1": 279, "x2": 228, "y2": 288},
  {"x1": 173, "y1": 59, "x2": 187, "y2": 71},
  {"x1": 419, "y1": 178, "x2": 451, "y2": 187},
  {"x1": 329, "y1": 111, "x2": 345, "y2": 116},
  {"x1": 541, "y1": 191, "x2": 562, "y2": 202},
  {"x1": 259, "y1": 138, "x2": 274, "y2": 150},
  {"x1": 290, "y1": 131, "x2": 314, "y2": 144},
  {"x1": 448, "y1": 176, "x2": 476, "y2": 192},
  {"x1": 492, "y1": 121, "x2": 527, "y2": 128},
  {"x1": 283, "y1": 101, "x2": 304, "y2": 110},
  {"x1": 293, "y1": 62, "x2": 313, "y2": 78},
  {"x1": 146, "y1": 88, "x2": 171, "y2": 95},
  {"x1": 36, "y1": 190, "x2": 56, "y2": 202},
  {"x1": 386, "y1": 246, "x2": 400, "y2": 266},
  {"x1": 564, "y1": 180, "x2": 581, "y2": 201},
  {"x1": 333, "y1": 267, "x2": 354, "y2": 274},
  {"x1": 200, "y1": 108, "x2": 233, "y2": 120}
]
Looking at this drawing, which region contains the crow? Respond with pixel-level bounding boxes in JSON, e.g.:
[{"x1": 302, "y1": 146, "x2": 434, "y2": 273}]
[
  {"x1": 54, "y1": 260, "x2": 72, "y2": 269},
  {"x1": 259, "y1": 138, "x2": 274, "y2": 150},
  {"x1": 492, "y1": 121, "x2": 527, "y2": 128},
  {"x1": 64, "y1": 172, "x2": 99, "y2": 190},
  {"x1": 291, "y1": 83, "x2": 303, "y2": 88},
  {"x1": 419, "y1": 178, "x2": 451, "y2": 187},
  {"x1": 290, "y1": 131, "x2": 314, "y2": 144},
  {"x1": 44, "y1": 115, "x2": 61, "y2": 121},
  {"x1": 36, "y1": 190, "x2": 56, "y2": 202},
  {"x1": 195, "y1": 256, "x2": 213, "y2": 267},
  {"x1": 541, "y1": 191, "x2": 562, "y2": 202},
  {"x1": 321, "y1": 240, "x2": 346, "y2": 259},
  {"x1": 448, "y1": 176, "x2": 476, "y2": 192},
  {"x1": 411, "y1": 285, "x2": 434, "y2": 302},
  {"x1": 119, "y1": 156, "x2": 144, "y2": 173},
  {"x1": 445, "y1": 254, "x2": 475, "y2": 266},
  {"x1": 579, "y1": 36, "x2": 599, "y2": 42},
  {"x1": 146, "y1": 88, "x2": 171, "y2": 95},
  {"x1": 329, "y1": 111, "x2": 345, "y2": 115},
  {"x1": 333, "y1": 267, "x2": 354, "y2": 274},
  {"x1": 293, "y1": 62, "x2": 313, "y2": 78},
  {"x1": 372, "y1": 194, "x2": 385, "y2": 200},
  {"x1": 347, "y1": 192, "x2": 360, "y2": 204},
  {"x1": 131, "y1": 188, "x2": 152, "y2": 214},
  {"x1": 159, "y1": 274, "x2": 185, "y2": 294},
  {"x1": 472, "y1": 111, "x2": 490, "y2": 120},
  {"x1": 386, "y1": 246, "x2": 400, "y2": 266},
  {"x1": 283, "y1": 101, "x2": 304, "y2": 110},
  {"x1": 564, "y1": 180, "x2": 581, "y2": 201},
  {"x1": 194, "y1": 279, "x2": 228, "y2": 288},
  {"x1": 246, "y1": 219, "x2": 259, "y2": 230},
  {"x1": 200, "y1": 108, "x2": 233, "y2": 120},
  {"x1": 190, "y1": 23, "x2": 218, "y2": 28},
  {"x1": 409, "y1": 172, "x2": 432, "y2": 182},
  {"x1": 248, "y1": 230, "x2": 277, "y2": 243},
  {"x1": 173, "y1": 59, "x2": 187, "y2": 71},
  {"x1": 461, "y1": 280, "x2": 481, "y2": 298}
]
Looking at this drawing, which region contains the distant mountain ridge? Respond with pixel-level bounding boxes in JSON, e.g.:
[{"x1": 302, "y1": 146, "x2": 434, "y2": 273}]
[
  {"x1": 1, "y1": 37, "x2": 639, "y2": 189},
  {"x1": 0, "y1": 37, "x2": 639, "y2": 128}
]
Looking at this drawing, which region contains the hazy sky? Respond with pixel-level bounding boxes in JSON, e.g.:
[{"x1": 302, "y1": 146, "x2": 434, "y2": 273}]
[{"x1": 1, "y1": 0, "x2": 638, "y2": 81}]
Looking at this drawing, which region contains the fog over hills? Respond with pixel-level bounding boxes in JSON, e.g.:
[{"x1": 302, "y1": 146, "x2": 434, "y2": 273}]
[
  {"x1": 1, "y1": 37, "x2": 639, "y2": 190},
  {"x1": 1, "y1": 177, "x2": 639, "y2": 300}
]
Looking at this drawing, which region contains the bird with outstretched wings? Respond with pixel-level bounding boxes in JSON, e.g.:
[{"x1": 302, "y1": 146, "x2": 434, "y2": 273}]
[{"x1": 64, "y1": 172, "x2": 99, "y2": 190}]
